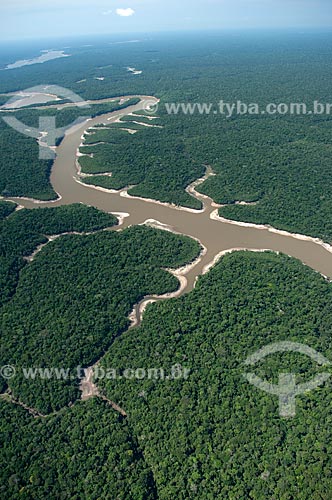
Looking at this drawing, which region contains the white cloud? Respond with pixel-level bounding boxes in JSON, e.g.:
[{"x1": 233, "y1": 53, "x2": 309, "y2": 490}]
[
  {"x1": 102, "y1": 9, "x2": 112, "y2": 15},
  {"x1": 116, "y1": 8, "x2": 135, "y2": 17}
]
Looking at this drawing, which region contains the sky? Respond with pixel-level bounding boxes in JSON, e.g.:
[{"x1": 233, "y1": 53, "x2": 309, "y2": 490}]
[{"x1": 1, "y1": 0, "x2": 332, "y2": 41}]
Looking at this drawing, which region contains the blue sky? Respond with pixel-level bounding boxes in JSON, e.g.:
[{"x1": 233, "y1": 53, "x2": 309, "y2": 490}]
[{"x1": 1, "y1": 0, "x2": 332, "y2": 41}]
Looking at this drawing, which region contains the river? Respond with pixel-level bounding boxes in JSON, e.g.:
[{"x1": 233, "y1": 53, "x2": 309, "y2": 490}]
[{"x1": 7, "y1": 95, "x2": 332, "y2": 293}]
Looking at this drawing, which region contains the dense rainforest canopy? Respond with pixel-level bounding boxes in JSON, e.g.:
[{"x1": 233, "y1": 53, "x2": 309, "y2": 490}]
[
  {"x1": 0, "y1": 204, "x2": 200, "y2": 412},
  {"x1": 0, "y1": 203, "x2": 118, "y2": 307},
  {"x1": 99, "y1": 251, "x2": 332, "y2": 499},
  {"x1": 1, "y1": 215, "x2": 332, "y2": 497},
  {"x1": 1, "y1": 32, "x2": 332, "y2": 499},
  {"x1": 0, "y1": 398, "x2": 157, "y2": 500},
  {"x1": 1, "y1": 32, "x2": 332, "y2": 240},
  {"x1": 0, "y1": 98, "x2": 139, "y2": 200}
]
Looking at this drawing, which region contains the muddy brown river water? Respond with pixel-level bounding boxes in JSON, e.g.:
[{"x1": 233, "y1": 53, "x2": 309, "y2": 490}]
[{"x1": 8, "y1": 96, "x2": 332, "y2": 293}]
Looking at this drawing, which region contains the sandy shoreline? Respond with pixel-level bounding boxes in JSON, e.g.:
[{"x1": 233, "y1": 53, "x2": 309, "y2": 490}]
[
  {"x1": 24, "y1": 235, "x2": 60, "y2": 262},
  {"x1": 202, "y1": 247, "x2": 332, "y2": 284},
  {"x1": 75, "y1": 158, "x2": 113, "y2": 178},
  {"x1": 76, "y1": 142, "x2": 209, "y2": 215},
  {"x1": 75, "y1": 155, "x2": 207, "y2": 212},
  {"x1": 24, "y1": 216, "x2": 129, "y2": 263},
  {"x1": 119, "y1": 185, "x2": 205, "y2": 214},
  {"x1": 211, "y1": 210, "x2": 332, "y2": 256},
  {"x1": 142, "y1": 218, "x2": 208, "y2": 276},
  {"x1": 119, "y1": 168, "x2": 217, "y2": 215},
  {"x1": 186, "y1": 168, "x2": 216, "y2": 201},
  {"x1": 202, "y1": 248, "x2": 278, "y2": 275},
  {"x1": 74, "y1": 175, "x2": 121, "y2": 194},
  {"x1": 127, "y1": 218, "x2": 207, "y2": 327},
  {"x1": 111, "y1": 212, "x2": 130, "y2": 226},
  {"x1": 1, "y1": 192, "x2": 62, "y2": 205}
]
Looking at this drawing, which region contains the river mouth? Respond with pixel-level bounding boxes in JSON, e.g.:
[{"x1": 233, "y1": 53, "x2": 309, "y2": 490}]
[{"x1": 5, "y1": 95, "x2": 332, "y2": 290}]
